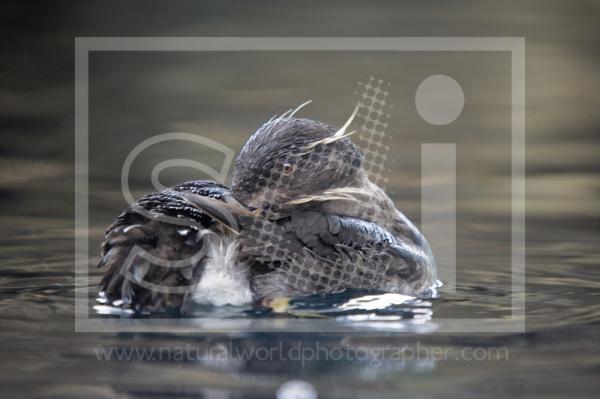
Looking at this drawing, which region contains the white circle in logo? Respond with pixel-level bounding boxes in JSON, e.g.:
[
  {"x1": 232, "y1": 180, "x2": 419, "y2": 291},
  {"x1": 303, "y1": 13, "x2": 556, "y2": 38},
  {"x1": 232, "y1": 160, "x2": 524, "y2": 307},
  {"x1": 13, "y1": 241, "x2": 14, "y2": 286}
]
[{"x1": 415, "y1": 74, "x2": 464, "y2": 126}]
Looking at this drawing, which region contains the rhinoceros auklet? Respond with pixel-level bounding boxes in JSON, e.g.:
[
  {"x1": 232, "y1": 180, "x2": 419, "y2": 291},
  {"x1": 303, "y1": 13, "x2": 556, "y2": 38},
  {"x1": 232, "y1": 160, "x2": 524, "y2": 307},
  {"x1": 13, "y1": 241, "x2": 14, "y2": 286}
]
[{"x1": 97, "y1": 105, "x2": 437, "y2": 311}]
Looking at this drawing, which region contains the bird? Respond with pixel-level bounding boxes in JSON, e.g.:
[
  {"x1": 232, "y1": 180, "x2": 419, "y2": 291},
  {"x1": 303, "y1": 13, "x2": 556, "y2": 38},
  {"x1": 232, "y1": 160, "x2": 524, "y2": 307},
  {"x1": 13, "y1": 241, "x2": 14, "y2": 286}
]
[{"x1": 97, "y1": 104, "x2": 437, "y2": 312}]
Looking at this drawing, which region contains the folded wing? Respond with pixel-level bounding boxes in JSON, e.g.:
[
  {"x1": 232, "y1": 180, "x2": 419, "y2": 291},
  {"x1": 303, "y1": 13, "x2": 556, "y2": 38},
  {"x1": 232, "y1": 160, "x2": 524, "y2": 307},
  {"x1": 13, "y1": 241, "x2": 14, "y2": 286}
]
[{"x1": 97, "y1": 180, "x2": 232, "y2": 311}]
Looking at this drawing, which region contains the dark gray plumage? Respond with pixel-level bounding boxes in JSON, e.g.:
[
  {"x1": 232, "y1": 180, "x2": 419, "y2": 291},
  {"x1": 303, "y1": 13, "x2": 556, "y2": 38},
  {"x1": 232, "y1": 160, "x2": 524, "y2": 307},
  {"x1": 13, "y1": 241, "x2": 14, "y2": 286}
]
[
  {"x1": 97, "y1": 114, "x2": 437, "y2": 311},
  {"x1": 241, "y1": 210, "x2": 433, "y2": 299},
  {"x1": 98, "y1": 181, "x2": 234, "y2": 311}
]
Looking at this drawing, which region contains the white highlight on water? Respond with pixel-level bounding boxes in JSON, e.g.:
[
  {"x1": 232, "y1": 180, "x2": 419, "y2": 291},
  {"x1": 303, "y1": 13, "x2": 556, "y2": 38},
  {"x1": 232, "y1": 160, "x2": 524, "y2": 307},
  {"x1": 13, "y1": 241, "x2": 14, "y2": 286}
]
[{"x1": 277, "y1": 380, "x2": 318, "y2": 399}]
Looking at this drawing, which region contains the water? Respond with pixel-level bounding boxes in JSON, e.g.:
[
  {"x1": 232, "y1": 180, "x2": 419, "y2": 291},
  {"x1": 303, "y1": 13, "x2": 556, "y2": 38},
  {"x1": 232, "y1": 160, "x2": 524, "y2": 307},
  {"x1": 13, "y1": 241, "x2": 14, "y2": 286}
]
[
  {"x1": 3, "y1": 1, "x2": 600, "y2": 397},
  {"x1": 2, "y1": 203, "x2": 599, "y2": 397}
]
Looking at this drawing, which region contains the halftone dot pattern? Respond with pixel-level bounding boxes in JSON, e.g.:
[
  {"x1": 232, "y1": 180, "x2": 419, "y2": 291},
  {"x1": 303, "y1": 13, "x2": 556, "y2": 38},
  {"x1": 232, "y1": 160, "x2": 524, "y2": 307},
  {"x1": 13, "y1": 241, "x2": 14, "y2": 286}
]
[
  {"x1": 238, "y1": 137, "x2": 362, "y2": 265},
  {"x1": 354, "y1": 76, "x2": 391, "y2": 189},
  {"x1": 238, "y1": 77, "x2": 396, "y2": 295},
  {"x1": 252, "y1": 247, "x2": 395, "y2": 297}
]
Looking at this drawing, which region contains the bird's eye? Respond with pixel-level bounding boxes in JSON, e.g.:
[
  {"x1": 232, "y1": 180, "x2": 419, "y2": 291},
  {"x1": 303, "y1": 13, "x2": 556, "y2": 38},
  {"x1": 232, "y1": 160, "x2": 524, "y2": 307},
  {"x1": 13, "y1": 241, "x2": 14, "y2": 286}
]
[{"x1": 282, "y1": 163, "x2": 295, "y2": 175}]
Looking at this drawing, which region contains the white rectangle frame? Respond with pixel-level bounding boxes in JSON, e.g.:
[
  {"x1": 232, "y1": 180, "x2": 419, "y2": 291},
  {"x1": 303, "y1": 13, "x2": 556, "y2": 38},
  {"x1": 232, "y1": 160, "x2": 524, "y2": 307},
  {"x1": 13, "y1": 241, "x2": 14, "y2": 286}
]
[{"x1": 75, "y1": 37, "x2": 525, "y2": 333}]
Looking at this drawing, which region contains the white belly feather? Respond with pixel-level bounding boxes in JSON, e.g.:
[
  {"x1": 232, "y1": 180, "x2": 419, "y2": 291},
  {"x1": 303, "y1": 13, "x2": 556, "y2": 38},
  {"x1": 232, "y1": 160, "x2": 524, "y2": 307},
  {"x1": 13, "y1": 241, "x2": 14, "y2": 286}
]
[{"x1": 191, "y1": 237, "x2": 253, "y2": 306}]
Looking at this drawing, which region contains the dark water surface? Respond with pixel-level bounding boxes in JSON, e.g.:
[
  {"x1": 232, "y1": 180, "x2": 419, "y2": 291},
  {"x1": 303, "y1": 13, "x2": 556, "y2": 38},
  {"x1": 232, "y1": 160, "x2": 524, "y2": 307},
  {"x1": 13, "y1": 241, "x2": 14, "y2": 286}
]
[
  {"x1": 2, "y1": 209, "x2": 599, "y2": 398},
  {"x1": 2, "y1": 1, "x2": 600, "y2": 398}
]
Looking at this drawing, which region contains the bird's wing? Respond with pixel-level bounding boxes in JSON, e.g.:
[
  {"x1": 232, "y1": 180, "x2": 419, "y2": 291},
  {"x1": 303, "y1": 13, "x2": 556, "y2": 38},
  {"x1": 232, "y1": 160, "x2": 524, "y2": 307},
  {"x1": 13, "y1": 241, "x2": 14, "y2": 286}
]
[
  {"x1": 288, "y1": 211, "x2": 426, "y2": 275},
  {"x1": 97, "y1": 180, "x2": 233, "y2": 311},
  {"x1": 241, "y1": 210, "x2": 426, "y2": 298},
  {"x1": 240, "y1": 210, "x2": 400, "y2": 260}
]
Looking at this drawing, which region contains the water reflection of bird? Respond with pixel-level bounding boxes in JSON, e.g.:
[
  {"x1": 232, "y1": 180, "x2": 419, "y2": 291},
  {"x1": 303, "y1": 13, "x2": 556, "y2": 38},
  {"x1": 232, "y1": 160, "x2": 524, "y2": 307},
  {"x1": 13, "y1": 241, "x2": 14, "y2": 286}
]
[{"x1": 98, "y1": 105, "x2": 437, "y2": 312}]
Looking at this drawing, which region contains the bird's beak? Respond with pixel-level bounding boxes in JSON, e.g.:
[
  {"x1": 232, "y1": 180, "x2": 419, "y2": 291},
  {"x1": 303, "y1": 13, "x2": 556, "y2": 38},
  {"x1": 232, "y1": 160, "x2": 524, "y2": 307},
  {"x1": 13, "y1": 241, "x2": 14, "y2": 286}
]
[{"x1": 180, "y1": 193, "x2": 256, "y2": 234}]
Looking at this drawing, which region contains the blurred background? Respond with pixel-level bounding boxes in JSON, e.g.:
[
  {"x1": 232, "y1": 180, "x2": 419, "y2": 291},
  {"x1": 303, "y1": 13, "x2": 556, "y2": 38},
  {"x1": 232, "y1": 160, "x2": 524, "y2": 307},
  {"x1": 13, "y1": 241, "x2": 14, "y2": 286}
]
[{"x1": 1, "y1": 1, "x2": 600, "y2": 398}]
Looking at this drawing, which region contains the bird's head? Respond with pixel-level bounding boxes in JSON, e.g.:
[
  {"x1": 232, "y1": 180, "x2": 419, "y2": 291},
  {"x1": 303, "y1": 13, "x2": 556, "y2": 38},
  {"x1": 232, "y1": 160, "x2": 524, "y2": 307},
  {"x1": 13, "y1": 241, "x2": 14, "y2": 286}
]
[{"x1": 231, "y1": 104, "x2": 366, "y2": 214}]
